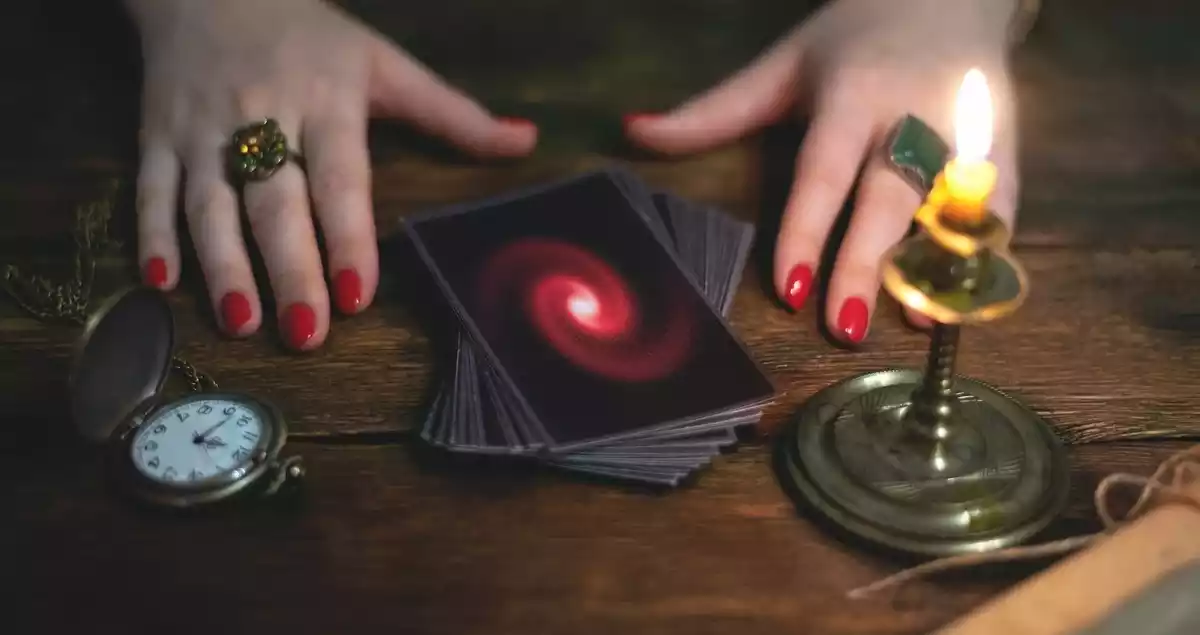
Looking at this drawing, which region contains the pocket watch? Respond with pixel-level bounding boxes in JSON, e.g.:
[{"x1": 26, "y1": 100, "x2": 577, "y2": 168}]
[{"x1": 69, "y1": 286, "x2": 304, "y2": 509}]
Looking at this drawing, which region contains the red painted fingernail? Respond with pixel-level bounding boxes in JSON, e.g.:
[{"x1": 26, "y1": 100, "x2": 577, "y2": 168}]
[
  {"x1": 782, "y1": 264, "x2": 814, "y2": 311},
  {"x1": 282, "y1": 303, "x2": 317, "y2": 350},
  {"x1": 837, "y1": 297, "x2": 870, "y2": 344},
  {"x1": 623, "y1": 112, "x2": 658, "y2": 127},
  {"x1": 220, "y1": 291, "x2": 252, "y2": 335},
  {"x1": 333, "y1": 269, "x2": 362, "y2": 315},
  {"x1": 143, "y1": 257, "x2": 167, "y2": 288},
  {"x1": 497, "y1": 116, "x2": 535, "y2": 128}
]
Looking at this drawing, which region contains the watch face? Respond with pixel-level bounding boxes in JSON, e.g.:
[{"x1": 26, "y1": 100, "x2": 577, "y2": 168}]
[{"x1": 130, "y1": 397, "x2": 269, "y2": 486}]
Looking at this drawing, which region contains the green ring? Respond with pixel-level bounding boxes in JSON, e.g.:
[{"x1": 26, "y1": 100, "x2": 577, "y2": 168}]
[{"x1": 884, "y1": 115, "x2": 950, "y2": 196}]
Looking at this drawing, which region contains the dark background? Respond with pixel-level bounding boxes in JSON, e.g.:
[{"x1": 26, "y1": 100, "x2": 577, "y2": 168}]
[{"x1": 4, "y1": 1, "x2": 1200, "y2": 634}]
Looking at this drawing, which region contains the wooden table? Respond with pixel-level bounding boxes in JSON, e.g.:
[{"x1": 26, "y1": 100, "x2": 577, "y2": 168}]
[{"x1": 5, "y1": 1, "x2": 1199, "y2": 633}]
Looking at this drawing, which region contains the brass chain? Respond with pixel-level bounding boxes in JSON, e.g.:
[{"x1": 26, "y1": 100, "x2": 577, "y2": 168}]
[
  {"x1": 172, "y1": 356, "x2": 219, "y2": 393},
  {"x1": 1, "y1": 180, "x2": 218, "y2": 392}
]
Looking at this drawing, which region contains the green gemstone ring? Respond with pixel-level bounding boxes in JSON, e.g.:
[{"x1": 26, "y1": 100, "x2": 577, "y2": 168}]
[
  {"x1": 227, "y1": 118, "x2": 300, "y2": 183},
  {"x1": 884, "y1": 115, "x2": 950, "y2": 196}
]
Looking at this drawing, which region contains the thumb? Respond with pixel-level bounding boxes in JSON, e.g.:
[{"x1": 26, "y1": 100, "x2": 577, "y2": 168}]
[
  {"x1": 365, "y1": 35, "x2": 537, "y2": 158},
  {"x1": 625, "y1": 27, "x2": 808, "y2": 155}
]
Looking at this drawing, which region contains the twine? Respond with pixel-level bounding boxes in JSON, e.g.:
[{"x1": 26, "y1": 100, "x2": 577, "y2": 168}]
[{"x1": 847, "y1": 445, "x2": 1200, "y2": 599}]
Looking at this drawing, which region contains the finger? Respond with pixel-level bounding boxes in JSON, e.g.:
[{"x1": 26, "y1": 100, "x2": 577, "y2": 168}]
[
  {"x1": 903, "y1": 307, "x2": 935, "y2": 331},
  {"x1": 825, "y1": 154, "x2": 922, "y2": 345},
  {"x1": 771, "y1": 98, "x2": 875, "y2": 314},
  {"x1": 366, "y1": 37, "x2": 536, "y2": 158},
  {"x1": 181, "y1": 146, "x2": 262, "y2": 338},
  {"x1": 137, "y1": 138, "x2": 182, "y2": 290},
  {"x1": 303, "y1": 110, "x2": 377, "y2": 316},
  {"x1": 624, "y1": 27, "x2": 806, "y2": 155},
  {"x1": 241, "y1": 123, "x2": 329, "y2": 352}
]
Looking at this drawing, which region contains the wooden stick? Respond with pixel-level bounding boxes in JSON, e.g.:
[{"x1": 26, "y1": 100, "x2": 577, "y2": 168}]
[{"x1": 934, "y1": 500, "x2": 1200, "y2": 635}]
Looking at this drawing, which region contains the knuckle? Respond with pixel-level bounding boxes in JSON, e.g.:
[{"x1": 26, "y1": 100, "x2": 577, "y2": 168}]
[
  {"x1": 244, "y1": 187, "x2": 293, "y2": 231},
  {"x1": 310, "y1": 164, "x2": 370, "y2": 201},
  {"x1": 868, "y1": 170, "x2": 922, "y2": 210},
  {"x1": 166, "y1": 94, "x2": 206, "y2": 140},
  {"x1": 324, "y1": 235, "x2": 374, "y2": 270},
  {"x1": 235, "y1": 85, "x2": 272, "y2": 119},
  {"x1": 185, "y1": 185, "x2": 221, "y2": 219},
  {"x1": 308, "y1": 77, "x2": 334, "y2": 104},
  {"x1": 834, "y1": 260, "x2": 880, "y2": 295},
  {"x1": 204, "y1": 261, "x2": 251, "y2": 290},
  {"x1": 774, "y1": 214, "x2": 825, "y2": 261},
  {"x1": 136, "y1": 185, "x2": 171, "y2": 217},
  {"x1": 305, "y1": 76, "x2": 351, "y2": 112},
  {"x1": 830, "y1": 57, "x2": 897, "y2": 97},
  {"x1": 270, "y1": 268, "x2": 318, "y2": 305},
  {"x1": 801, "y1": 163, "x2": 851, "y2": 197}
]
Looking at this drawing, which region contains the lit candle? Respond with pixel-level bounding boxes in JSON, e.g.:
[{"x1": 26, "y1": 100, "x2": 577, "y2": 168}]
[{"x1": 941, "y1": 68, "x2": 998, "y2": 225}]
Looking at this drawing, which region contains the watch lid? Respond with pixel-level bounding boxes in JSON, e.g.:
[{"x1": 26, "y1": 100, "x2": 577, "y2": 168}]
[{"x1": 69, "y1": 286, "x2": 175, "y2": 442}]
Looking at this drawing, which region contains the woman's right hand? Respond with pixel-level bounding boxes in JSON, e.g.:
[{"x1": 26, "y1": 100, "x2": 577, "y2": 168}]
[
  {"x1": 627, "y1": 0, "x2": 1022, "y2": 344},
  {"x1": 126, "y1": 0, "x2": 537, "y2": 351}
]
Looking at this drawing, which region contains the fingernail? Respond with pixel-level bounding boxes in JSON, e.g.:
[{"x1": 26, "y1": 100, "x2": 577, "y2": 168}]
[
  {"x1": 497, "y1": 116, "x2": 535, "y2": 128},
  {"x1": 220, "y1": 291, "x2": 252, "y2": 335},
  {"x1": 142, "y1": 257, "x2": 167, "y2": 288},
  {"x1": 837, "y1": 297, "x2": 869, "y2": 344},
  {"x1": 782, "y1": 264, "x2": 814, "y2": 311},
  {"x1": 623, "y1": 112, "x2": 659, "y2": 127},
  {"x1": 333, "y1": 269, "x2": 362, "y2": 315},
  {"x1": 282, "y1": 303, "x2": 317, "y2": 350}
]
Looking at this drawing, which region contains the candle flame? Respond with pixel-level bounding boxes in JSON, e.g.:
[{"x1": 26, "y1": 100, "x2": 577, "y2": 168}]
[{"x1": 954, "y1": 68, "x2": 993, "y2": 163}]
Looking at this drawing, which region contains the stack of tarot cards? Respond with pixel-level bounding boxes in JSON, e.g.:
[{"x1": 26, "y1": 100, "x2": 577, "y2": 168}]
[{"x1": 403, "y1": 168, "x2": 777, "y2": 486}]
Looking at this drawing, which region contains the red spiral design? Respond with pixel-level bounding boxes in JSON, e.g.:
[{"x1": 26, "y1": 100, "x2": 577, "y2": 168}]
[{"x1": 476, "y1": 238, "x2": 693, "y2": 382}]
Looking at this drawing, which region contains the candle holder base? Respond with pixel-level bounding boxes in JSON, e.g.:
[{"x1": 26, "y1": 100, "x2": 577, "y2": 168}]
[{"x1": 775, "y1": 368, "x2": 1069, "y2": 557}]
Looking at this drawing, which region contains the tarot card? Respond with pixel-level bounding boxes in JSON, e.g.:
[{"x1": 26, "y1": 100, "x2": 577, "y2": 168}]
[
  {"x1": 411, "y1": 168, "x2": 772, "y2": 484},
  {"x1": 404, "y1": 169, "x2": 775, "y2": 454},
  {"x1": 545, "y1": 462, "x2": 693, "y2": 487},
  {"x1": 452, "y1": 341, "x2": 475, "y2": 446},
  {"x1": 667, "y1": 195, "x2": 704, "y2": 296},
  {"x1": 706, "y1": 204, "x2": 728, "y2": 306},
  {"x1": 420, "y1": 391, "x2": 444, "y2": 444},
  {"x1": 460, "y1": 345, "x2": 481, "y2": 446},
  {"x1": 567, "y1": 440, "x2": 730, "y2": 458},
  {"x1": 479, "y1": 359, "x2": 521, "y2": 449},
  {"x1": 442, "y1": 322, "x2": 749, "y2": 466},
  {"x1": 432, "y1": 231, "x2": 750, "y2": 466},
  {"x1": 438, "y1": 346, "x2": 463, "y2": 446},
  {"x1": 457, "y1": 190, "x2": 748, "y2": 433},
  {"x1": 440, "y1": 337, "x2": 546, "y2": 455},
  {"x1": 606, "y1": 167, "x2": 672, "y2": 243},
  {"x1": 650, "y1": 193, "x2": 679, "y2": 248},
  {"x1": 719, "y1": 208, "x2": 755, "y2": 316},
  {"x1": 465, "y1": 330, "x2": 732, "y2": 463}
]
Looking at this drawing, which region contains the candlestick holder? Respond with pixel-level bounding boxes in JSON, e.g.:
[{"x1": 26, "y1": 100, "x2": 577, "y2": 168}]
[{"x1": 774, "y1": 198, "x2": 1070, "y2": 557}]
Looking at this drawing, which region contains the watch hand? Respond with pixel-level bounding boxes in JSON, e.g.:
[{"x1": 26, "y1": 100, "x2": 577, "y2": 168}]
[{"x1": 193, "y1": 417, "x2": 233, "y2": 444}]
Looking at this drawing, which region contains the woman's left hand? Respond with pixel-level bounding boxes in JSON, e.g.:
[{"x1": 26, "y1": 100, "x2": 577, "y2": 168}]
[{"x1": 625, "y1": 0, "x2": 1022, "y2": 344}]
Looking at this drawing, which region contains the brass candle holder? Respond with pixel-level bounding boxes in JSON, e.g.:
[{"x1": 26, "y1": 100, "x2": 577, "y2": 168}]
[{"x1": 774, "y1": 179, "x2": 1070, "y2": 557}]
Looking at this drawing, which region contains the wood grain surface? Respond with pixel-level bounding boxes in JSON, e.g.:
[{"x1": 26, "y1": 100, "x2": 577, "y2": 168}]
[{"x1": 3, "y1": 1, "x2": 1199, "y2": 634}]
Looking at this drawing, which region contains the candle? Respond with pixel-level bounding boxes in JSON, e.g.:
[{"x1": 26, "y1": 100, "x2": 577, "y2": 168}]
[{"x1": 942, "y1": 68, "x2": 998, "y2": 225}]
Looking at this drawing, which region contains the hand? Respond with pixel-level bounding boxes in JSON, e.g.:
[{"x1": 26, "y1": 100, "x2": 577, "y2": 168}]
[
  {"x1": 625, "y1": 0, "x2": 1021, "y2": 343},
  {"x1": 127, "y1": 0, "x2": 537, "y2": 350}
]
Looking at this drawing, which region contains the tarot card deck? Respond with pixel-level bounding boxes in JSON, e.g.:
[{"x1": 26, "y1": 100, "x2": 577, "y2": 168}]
[{"x1": 403, "y1": 168, "x2": 776, "y2": 486}]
